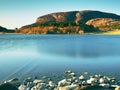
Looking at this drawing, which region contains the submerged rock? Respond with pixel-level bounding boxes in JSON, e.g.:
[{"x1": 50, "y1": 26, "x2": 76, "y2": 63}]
[
  {"x1": 4, "y1": 78, "x2": 21, "y2": 87},
  {"x1": 0, "y1": 83, "x2": 18, "y2": 90}
]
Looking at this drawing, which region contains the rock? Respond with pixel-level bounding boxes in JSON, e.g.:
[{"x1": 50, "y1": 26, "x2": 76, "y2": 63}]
[
  {"x1": 99, "y1": 83, "x2": 110, "y2": 88},
  {"x1": 4, "y1": 78, "x2": 21, "y2": 87},
  {"x1": 106, "y1": 77, "x2": 111, "y2": 81},
  {"x1": 24, "y1": 77, "x2": 33, "y2": 83},
  {"x1": 65, "y1": 70, "x2": 72, "y2": 74},
  {"x1": 57, "y1": 84, "x2": 83, "y2": 90},
  {"x1": 87, "y1": 77, "x2": 98, "y2": 85},
  {"x1": 48, "y1": 81, "x2": 55, "y2": 87},
  {"x1": 31, "y1": 86, "x2": 37, "y2": 90},
  {"x1": 83, "y1": 72, "x2": 88, "y2": 75},
  {"x1": 57, "y1": 86, "x2": 70, "y2": 90},
  {"x1": 70, "y1": 72, "x2": 76, "y2": 77},
  {"x1": 69, "y1": 84, "x2": 79, "y2": 89},
  {"x1": 18, "y1": 84, "x2": 29, "y2": 90},
  {"x1": 82, "y1": 81, "x2": 87, "y2": 85},
  {"x1": 95, "y1": 75, "x2": 100, "y2": 78},
  {"x1": 115, "y1": 86, "x2": 120, "y2": 90},
  {"x1": 79, "y1": 75, "x2": 85, "y2": 80},
  {"x1": 27, "y1": 82, "x2": 34, "y2": 88},
  {"x1": 99, "y1": 78, "x2": 106, "y2": 84},
  {"x1": 33, "y1": 79, "x2": 43, "y2": 84},
  {"x1": 72, "y1": 77, "x2": 77, "y2": 83},
  {"x1": 58, "y1": 79, "x2": 68, "y2": 87}
]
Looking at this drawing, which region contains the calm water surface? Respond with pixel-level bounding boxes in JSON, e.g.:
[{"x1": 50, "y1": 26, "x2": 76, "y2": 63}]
[{"x1": 0, "y1": 34, "x2": 120, "y2": 84}]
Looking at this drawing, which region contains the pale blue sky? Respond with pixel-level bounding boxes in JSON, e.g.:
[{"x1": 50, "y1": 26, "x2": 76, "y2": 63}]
[{"x1": 0, "y1": 0, "x2": 120, "y2": 29}]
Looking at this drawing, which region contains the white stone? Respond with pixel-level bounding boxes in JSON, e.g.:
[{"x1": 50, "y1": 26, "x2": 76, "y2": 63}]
[
  {"x1": 33, "y1": 79, "x2": 43, "y2": 84},
  {"x1": 99, "y1": 83, "x2": 110, "y2": 88},
  {"x1": 111, "y1": 85, "x2": 118, "y2": 88},
  {"x1": 79, "y1": 75, "x2": 84, "y2": 80},
  {"x1": 58, "y1": 79, "x2": 67, "y2": 87},
  {"x1": 72, "y1": 77, "x2": 76, "y2": 80},
  {"x1": 27, "y1": 82, "x2": 33, "y2": 87},
  {"x1": 31, "y1": 86, "x2": 37, "y2": 90},
  {"x1": 66, "y1": 70, "x2": 72, "y2": 74},
  {"x1": 57, "y1": 86, "x2": 70, "y2": 90},
  {"x1": 70, "y1": 72, "x2": 75, "y2": 76},
  {"x1": 75, "y1": 79, "x2": 78, "y2": 83},
  {"x1": 18, "y1": 85, "x2": 27, "y2": 90},
  {"x1": 69, "y1": 84, "x2": 78, "y2": 89},
  {"x1": 67, "y1": 78, "x2": 72, "y2": 82},
  {"x1": 87, "y1": 77, "x2": 98, "y2": 85},
  {"x1": 99, "y1": 78, "x2": 106, "y2": 84},
  {"x1": 115, "y1": 86, "x2": 120, "y2": 90},
  {"x1": 48, "y1": 81, "x2": 55, "y2": 87},
  {"x1": 95, "y1": 74, "x2": 100, "y2": 78},
  {"x1": 84, "y1": 72, "x2": 88, "y2": 75},
  {"x1": 82, "y1": 81, "x2": 87, "y2": 85},
  {"x1": 106, "y1": 77, "x2": 111, "y2": 81}
]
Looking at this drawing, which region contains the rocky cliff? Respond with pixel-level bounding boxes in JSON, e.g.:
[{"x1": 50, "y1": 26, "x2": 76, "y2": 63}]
[{"x1": 86, "y1": 18, "x2": 120, "y2": 30}]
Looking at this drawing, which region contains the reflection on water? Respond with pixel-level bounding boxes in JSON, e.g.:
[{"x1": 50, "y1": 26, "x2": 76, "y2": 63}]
[{"x1": 0, "y1": 34, "x2": 120, "y2": 82}]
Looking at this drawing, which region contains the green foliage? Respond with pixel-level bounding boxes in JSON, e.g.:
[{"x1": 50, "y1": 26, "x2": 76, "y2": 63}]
[
  {"x1": 20, "y1": 22, "x2": 101, "y2": 34},
  {"x1": 0, "y1": 26, "x2": 7, "y2": 32},
  {"x1": 21, "y1": 22, "x2": 82, "y2": 28},
  {"x1": 83, "y1": 25, "x2": 100, "y2": 33},
  {"x1": 0, "y1": 26, "x2": 15, "y2": 33}
]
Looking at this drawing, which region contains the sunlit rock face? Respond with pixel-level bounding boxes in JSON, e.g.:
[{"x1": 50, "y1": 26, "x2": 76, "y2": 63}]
[{"x1": 86, "y1": 18, "x2": 120, "y2": 31}]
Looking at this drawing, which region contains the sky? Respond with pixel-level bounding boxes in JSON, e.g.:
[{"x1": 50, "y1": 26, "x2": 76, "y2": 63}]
[{"x1": 0, "y1": 0, "x2": 120, "y2": 29}]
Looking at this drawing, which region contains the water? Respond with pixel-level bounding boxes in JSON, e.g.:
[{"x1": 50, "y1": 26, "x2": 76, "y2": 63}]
[{"x1": 0, "y1": 34, "x2": 120, "y2": 83}]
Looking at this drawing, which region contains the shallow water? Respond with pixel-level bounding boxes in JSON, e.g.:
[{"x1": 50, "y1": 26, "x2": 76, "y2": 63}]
[{"x1": 0, "y1": 34, "x2": 120, "y2": 84}]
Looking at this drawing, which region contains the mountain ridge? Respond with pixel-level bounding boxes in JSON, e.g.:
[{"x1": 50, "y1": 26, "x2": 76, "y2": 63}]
[{"x1": 36, "y1": 10, "x2": 120, "y2": 24}]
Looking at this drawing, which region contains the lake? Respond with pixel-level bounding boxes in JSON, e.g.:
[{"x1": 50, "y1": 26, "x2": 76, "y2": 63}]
[{"x1": 0, "y1": 34, "x2": 120, "y2": 83}]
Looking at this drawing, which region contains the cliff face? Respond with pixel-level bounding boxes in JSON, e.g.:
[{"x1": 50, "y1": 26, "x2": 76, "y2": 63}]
[
  {"x1": 86, "y1": 18, "x2": 120, "y2": 30},
  {"x1": 36, "y1": 10, "x2": 120, "y2": 24}
]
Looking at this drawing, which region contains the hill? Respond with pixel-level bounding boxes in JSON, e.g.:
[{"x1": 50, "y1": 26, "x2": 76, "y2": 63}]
[
  {"x1": 36, "y1": 10, "x2": 120, "y2": 24},
  {"x1": 18, "y1": 10, "x2": 120, "y2": 34},
  {"x1": 0, "y1": 26, "x2": 15, "y2": 33}
]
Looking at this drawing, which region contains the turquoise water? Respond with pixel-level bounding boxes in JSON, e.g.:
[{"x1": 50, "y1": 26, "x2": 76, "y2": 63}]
[{"x1": 0, "y1": 34, "x2": 120, "y2": 83}]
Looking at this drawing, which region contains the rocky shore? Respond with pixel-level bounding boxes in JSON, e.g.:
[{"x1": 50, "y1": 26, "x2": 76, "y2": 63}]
[{"x1": 0, "y1": 70, "x2": 120, "y2": 90}]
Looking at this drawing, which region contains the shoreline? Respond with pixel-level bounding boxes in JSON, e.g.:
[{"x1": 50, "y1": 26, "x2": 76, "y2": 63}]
[
  {"x1": 1, "y1": 30, "x2": 120, "y2": 35},
  {"x1": 0, "y1": 70, "x2": 119, "y2": 90}
]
